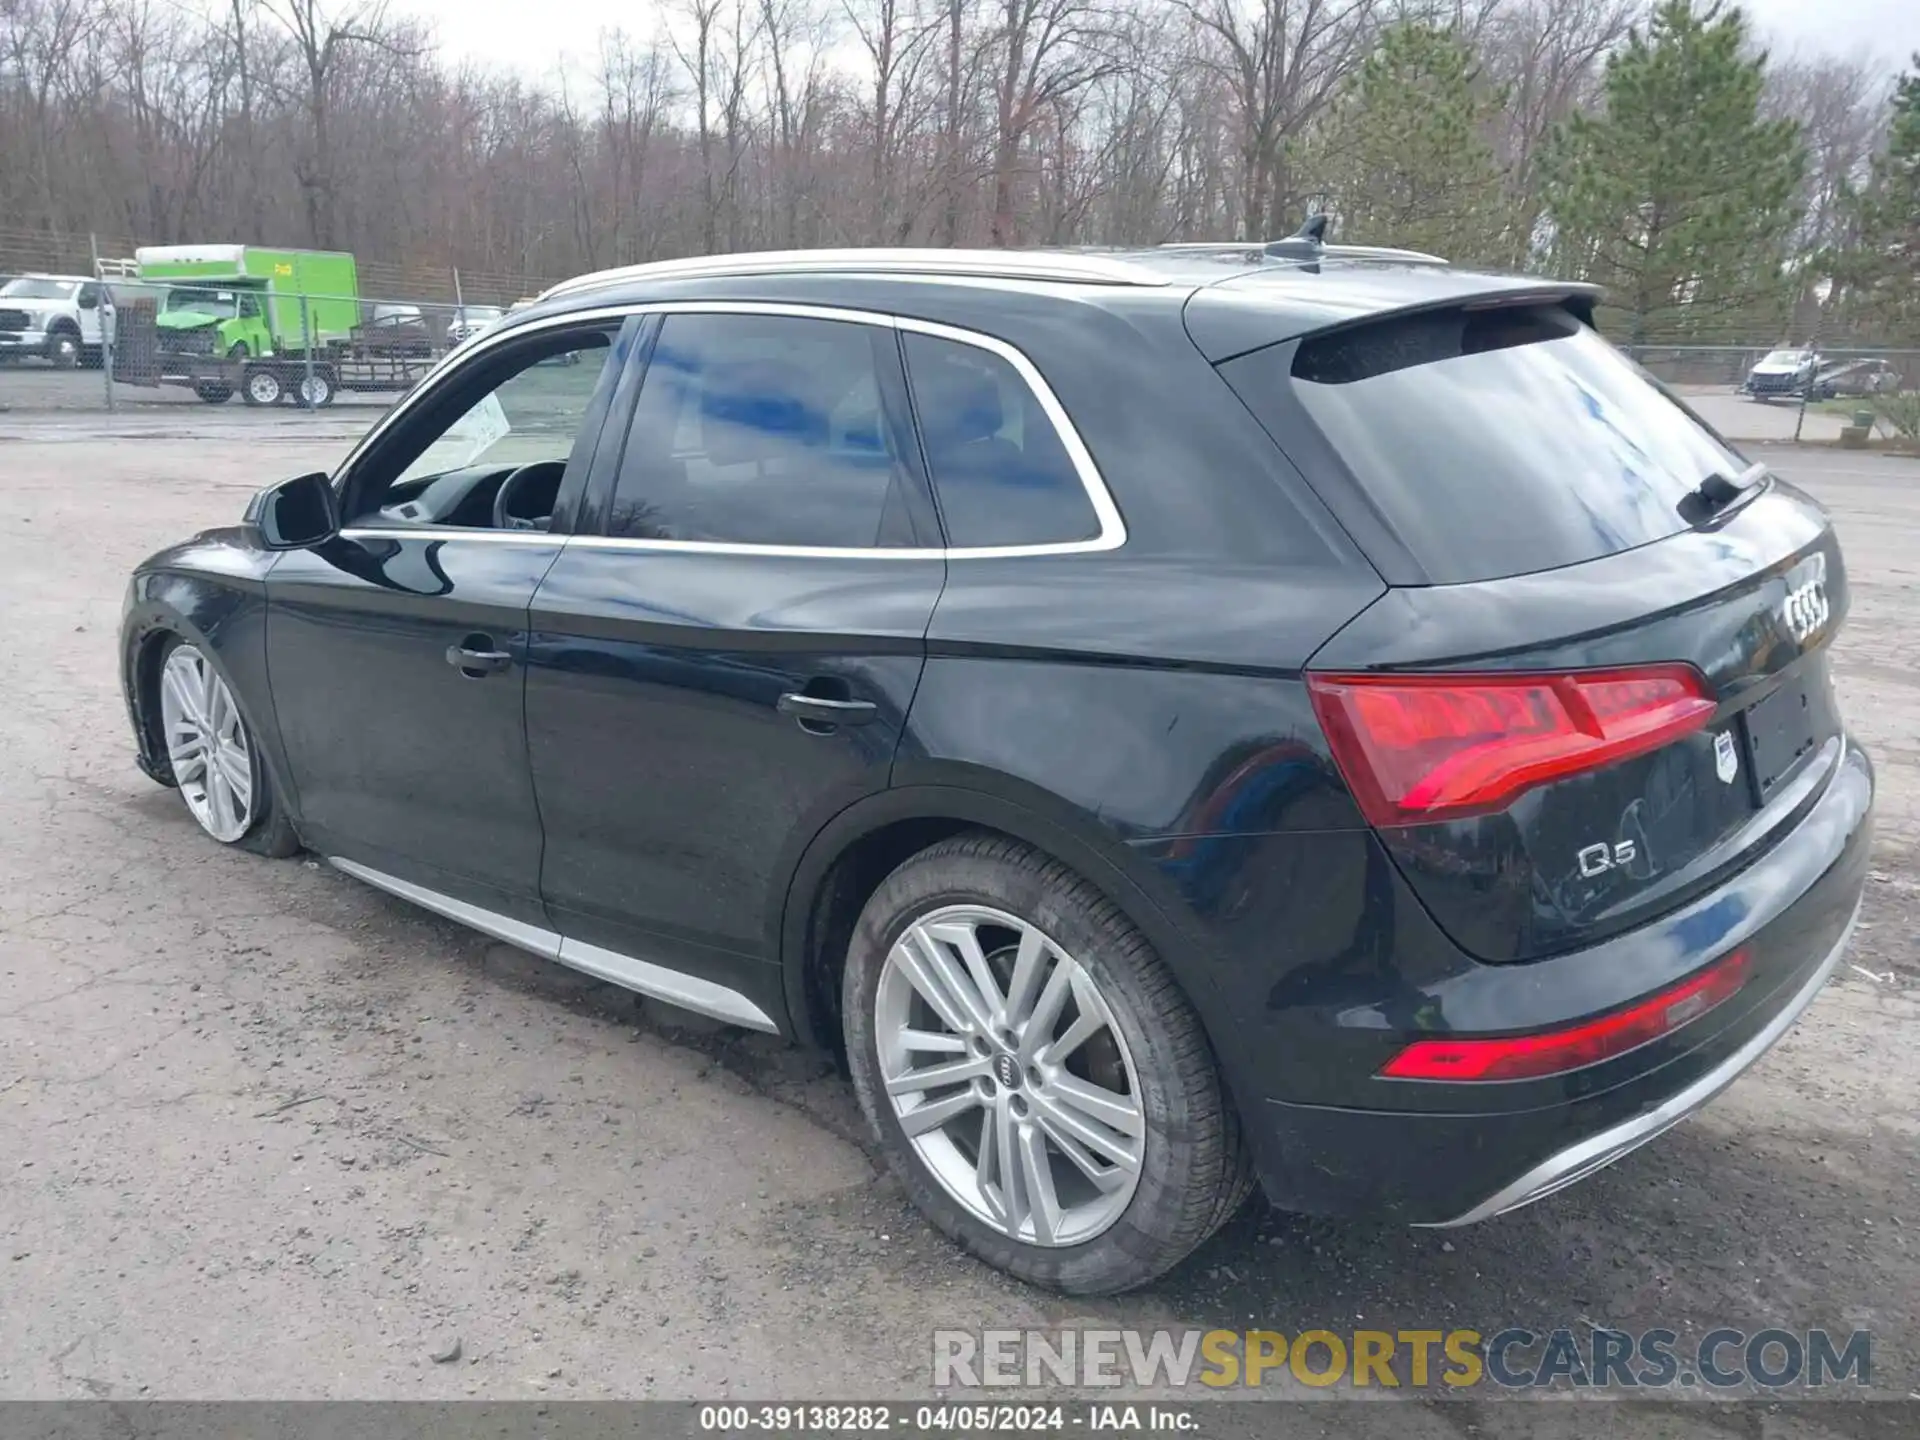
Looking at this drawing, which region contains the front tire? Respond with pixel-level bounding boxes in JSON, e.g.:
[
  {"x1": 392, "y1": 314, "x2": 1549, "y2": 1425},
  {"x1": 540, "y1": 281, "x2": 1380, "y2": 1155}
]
[
  {"x1": 241, "y1": 365, "x2": 285, "y2": 407},
  {"x1": 46, "y1": 329, "x2": 80, "y2": 368},
  {"x1": 843, "y1": 833, "x2": 1249, "y2": 1295},
  {"x1": 153, "y1": 638, "x2": 299, "y2": 857}
]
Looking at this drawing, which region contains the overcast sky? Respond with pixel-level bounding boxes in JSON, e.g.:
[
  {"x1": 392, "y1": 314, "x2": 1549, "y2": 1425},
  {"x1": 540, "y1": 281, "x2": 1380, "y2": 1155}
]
[
  {"x1": 401, "y1": 0, "x2": 1918, "y2": 79},
  {"x1": 1742, "y1": 0, "x2": 1918, "y2": 65}
]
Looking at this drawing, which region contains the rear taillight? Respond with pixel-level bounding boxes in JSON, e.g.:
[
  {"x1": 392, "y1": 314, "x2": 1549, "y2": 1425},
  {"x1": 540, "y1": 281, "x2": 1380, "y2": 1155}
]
[
  {"x1": 1379, "y1": 947, "x2": 1751, "y2": 1081},
  {"x1": 1307, "y1": 664, "x2": 1716, "y2": 827}
]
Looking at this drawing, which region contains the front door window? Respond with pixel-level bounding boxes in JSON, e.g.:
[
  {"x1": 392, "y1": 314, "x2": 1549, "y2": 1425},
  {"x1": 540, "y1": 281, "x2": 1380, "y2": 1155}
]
[{"x1": 344, "y1": 324, "x2": 621, "y2": 532}]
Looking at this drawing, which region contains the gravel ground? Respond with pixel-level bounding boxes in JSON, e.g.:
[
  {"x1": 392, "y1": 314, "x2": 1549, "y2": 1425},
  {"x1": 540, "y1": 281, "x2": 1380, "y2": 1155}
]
[{"x1": 0, "y1": 415, "x2": 1915, "y2": 1427}]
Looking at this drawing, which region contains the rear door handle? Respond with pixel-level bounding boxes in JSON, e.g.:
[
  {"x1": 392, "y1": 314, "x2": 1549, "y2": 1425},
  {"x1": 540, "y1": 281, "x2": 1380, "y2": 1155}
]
[
  {"x1": 446, "y1": 642, "x2": 513, "y2": 677},
  {"x1": 777, "y1": 692, "x2": 877, "y2": 729}
]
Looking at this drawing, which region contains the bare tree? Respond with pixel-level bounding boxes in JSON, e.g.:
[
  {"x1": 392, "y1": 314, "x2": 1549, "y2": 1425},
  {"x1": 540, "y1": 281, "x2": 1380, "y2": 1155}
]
[
  {"x1": 2, "y1": 0, "x2": 1910, "y2": 356},
  {"x1": 1765, "y1": 47, "x2": 1889, "y2": 254},
  {"x1": 1179, "y1": 0, "x2": 1381, "y2": 239},
  {"x1": 1478, "y1": 0, "x2": 1635, "y2": 256},
  {"x1": 596, "y1": 30, "x2": 677, "y2": 262},
  {"x1": 983, "y1": 0, "x2": 1121, "y2": 244},
  {"x1": 845, "y1": 0, "x2": 942, "y2": 238},
  {"x1": 259, "y1": 0, "x2": 415, "y2": 246}
]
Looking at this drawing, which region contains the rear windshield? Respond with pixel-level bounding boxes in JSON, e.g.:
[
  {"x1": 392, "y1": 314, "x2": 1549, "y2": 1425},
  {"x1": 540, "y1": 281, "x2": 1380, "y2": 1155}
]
[{"x1": 1220, "y1": 305, "x2": 1749, "y2": 584}]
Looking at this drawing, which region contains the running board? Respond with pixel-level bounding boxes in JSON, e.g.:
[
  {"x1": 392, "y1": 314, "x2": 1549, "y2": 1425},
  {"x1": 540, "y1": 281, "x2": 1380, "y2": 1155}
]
[{"x1": 327, "y1": 856, "x2": 778, "y2": 1033}]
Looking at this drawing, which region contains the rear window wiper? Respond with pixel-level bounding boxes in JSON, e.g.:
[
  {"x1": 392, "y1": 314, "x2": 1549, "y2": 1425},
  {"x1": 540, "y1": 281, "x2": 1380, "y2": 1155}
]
[{"x1": 1685, "y1": 460, "x2": 1768, "y2": 517}]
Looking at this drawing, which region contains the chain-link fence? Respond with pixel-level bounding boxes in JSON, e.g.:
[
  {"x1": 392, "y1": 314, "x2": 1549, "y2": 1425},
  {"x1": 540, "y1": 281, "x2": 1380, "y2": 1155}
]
[
  {"x1": 0, "y1": 225, "x2": 553, "y2": 313},
  {"x1": 1625, "y1": 344, "x2": 1920, "y2": 393},
  {"x1": 0, "y1": 227, "x2": 556, "y2": 424},
  {"x1": 1625, "y1": 345, "x2": 1919, "y2": 446},
  {"x1": 5, "y1": 240, "x2": 1917, "y2": 447},
  {"x1": 0, "y1": 273, "x2": 510, "y2": 419}
]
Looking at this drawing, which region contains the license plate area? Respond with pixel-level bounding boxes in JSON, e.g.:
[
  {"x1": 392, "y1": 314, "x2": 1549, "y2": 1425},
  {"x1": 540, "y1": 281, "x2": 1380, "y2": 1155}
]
[{"x1": 1741, "y1": 680, "x2": 1819, "y2": 802}]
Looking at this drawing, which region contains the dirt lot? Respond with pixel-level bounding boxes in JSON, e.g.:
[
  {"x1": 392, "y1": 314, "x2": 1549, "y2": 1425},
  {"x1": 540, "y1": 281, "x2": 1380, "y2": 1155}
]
[{"x1": 0, "y1": 410, "x2": 1916, "y2": 1426}]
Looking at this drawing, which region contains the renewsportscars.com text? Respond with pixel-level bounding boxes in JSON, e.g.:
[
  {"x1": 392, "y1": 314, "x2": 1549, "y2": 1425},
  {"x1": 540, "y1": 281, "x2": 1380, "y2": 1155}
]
[{"x1": 932, "y1": 1327, "x2": 1872, "y2": 1390}]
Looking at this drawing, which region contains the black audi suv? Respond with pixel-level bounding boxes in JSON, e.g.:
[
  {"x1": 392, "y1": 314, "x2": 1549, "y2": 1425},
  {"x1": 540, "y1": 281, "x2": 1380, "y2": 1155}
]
[{"x1": 120, "y1": 236, "x2": 1872, "y2": 1295}]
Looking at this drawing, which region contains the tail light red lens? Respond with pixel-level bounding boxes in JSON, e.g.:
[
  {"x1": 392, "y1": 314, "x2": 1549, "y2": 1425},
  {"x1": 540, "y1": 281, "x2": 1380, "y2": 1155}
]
[
  {"x1": 1307, "y1": 664, "x2": 1716, "y2": 827},
  {"x1": 1380, "y1": 947, "x2": 1751, "y2": 1082}
]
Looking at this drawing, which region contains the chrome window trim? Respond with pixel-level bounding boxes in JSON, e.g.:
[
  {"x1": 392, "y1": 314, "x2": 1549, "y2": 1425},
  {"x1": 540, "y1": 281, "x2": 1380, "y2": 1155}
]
[
  {"x1": 335, "y1": 297, "x2": 1127, "y2": 561},
  {"x1": 338, "y1": 527, "x2": 561, "y2": 546},
  {"x1": 894, "y1": 314, "x2": 1126, "y2": 557}
]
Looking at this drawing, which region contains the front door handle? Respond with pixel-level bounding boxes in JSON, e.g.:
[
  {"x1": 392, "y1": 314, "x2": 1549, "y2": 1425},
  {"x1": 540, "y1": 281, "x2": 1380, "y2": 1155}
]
[
  {"x1": 446, "y1": 640, "x2": 513, "y2": 677},
  {"x1": 777, "y1": 692, "x2": 878, "y2": 730}
]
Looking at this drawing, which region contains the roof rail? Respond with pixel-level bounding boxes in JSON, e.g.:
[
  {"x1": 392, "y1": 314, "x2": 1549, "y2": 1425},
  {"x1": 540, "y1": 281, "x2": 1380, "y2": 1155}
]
[
  {"x1": 1153, "y1": 243, "x2": 1269, "y2": 259},
  {"x1": 1157, "y1": 234, "x2": 1450, "y2": 267},
  {"x1": 541, "y1": 247, "x2": 1173, "y2": 300},
  {"x1": 1325, "y1": 243, "x2": 1449, "y2": 265}
]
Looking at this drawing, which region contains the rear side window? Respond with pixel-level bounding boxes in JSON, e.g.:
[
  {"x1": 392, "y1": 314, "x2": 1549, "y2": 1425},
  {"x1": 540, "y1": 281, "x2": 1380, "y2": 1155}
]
[
  {"x1": 1221, "y1": 305, "x2": 1750, "y2": 584},
  {"x1": 609, "y1": 313, "x2": 927, "y2": 548},
  {"x1": 902, "y1": 331, "x2": 1100, "y2": 549}
]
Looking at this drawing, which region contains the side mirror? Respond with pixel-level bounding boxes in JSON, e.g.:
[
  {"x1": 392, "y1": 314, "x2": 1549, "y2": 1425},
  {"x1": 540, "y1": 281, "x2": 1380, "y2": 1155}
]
[
  {"x1": 246, "y1": 472, "x2": 340, "y2": 550},
  {"x1": 77, "y1": 291, "x2": 98, "y2": 310}
]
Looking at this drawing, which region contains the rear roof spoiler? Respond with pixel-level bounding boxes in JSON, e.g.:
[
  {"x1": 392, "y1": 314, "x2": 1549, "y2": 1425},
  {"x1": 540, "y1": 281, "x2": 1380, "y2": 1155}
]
[{"x1": 1185, "y1": 279, "x2": 1604, "y2": 364}]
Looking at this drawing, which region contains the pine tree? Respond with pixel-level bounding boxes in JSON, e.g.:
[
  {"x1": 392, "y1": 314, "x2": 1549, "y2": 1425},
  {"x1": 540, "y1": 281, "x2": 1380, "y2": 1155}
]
[
  {"x1": 1542, "y1": 1, "x2": 1805, "y2": 346},
  {"x1": 1310, "y1": 24, "x2": 1511, "y2": 268}
]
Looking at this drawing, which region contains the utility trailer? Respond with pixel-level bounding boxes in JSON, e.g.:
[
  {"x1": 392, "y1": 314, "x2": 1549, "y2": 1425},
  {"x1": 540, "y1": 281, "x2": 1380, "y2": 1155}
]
[
  {"x1": 113, "y1": 309, "x2": 446, "y2": 407},
  {"x1": 116, "y1": 323, "x2": 444, "y2": 407},
  {"x1": 111, "y1": 245, "x2": 443, "y2": 406},
  {"x1": 152, "y1": 336, "x2": 442, "y2": 408}
]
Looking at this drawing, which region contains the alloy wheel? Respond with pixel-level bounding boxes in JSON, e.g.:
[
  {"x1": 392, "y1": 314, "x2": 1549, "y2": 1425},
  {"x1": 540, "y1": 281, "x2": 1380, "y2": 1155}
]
[
  {"x1": 874, "y1": 905, "x2": 1144, "y2": 1247},
  {"x1": 158, "y1": 644, "x2": 255, "y2": 843}
]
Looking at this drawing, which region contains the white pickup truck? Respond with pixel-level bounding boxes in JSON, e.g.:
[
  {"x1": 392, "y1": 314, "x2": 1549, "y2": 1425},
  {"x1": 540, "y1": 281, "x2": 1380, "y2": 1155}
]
[{"x1": 0, "y1": 273, "x2": 107, "y2": 368}]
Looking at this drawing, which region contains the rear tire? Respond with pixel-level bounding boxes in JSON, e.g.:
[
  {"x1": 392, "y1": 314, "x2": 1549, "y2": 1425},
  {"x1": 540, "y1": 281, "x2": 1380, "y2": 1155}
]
[
  {"x1": 193, "y1": 381, "x2": 233, "y2": 404},
  {"x1": 294, "y1": 368, "x2": 335, "y2": 409},
  {"x1": 843, "y1": 832, "x2": 1249, "y2": 1295}
]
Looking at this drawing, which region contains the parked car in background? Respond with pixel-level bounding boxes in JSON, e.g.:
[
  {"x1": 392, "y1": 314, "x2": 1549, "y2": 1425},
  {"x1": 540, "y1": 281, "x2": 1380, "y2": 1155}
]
[
  {"x1": 121, "y1": 237, "x2": 1871, "y2": 1296},
  {"x1": 0, "y1": 273, "x2": 106, "y2": 367},
  {"x1": 367, "y1": 302, "x2": 424, "y2": 329},
  {"x1": 1741, "y1": 346, "x2": 1817, "y2": 400},
  {"x1": 1807, "y1": 357, "x2": 1901, "y2": 400},
  {"x1": 361, "y1": 302, "x2": 432, "y2": 358},
  {"x1": 447, "y1": 305, "x2": 505, "y2": 348}
]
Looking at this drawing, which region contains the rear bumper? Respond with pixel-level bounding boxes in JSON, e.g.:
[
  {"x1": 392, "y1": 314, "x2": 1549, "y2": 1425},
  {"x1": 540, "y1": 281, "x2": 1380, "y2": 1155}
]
[
  {"x1": 1419, "y1": 902, "x2": 1855, "y2": 1226},
  {"x1": 1246, "y1": 738, "x2": 1873, "y2": 1224}
]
